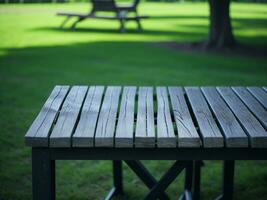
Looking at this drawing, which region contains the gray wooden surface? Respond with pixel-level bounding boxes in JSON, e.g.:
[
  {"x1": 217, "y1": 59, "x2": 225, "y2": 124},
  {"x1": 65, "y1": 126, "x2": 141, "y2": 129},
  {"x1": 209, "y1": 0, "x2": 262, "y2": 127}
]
[
  {"x1": 156, "y1": 87, "x2": 176, "y2": 148},
  {"x1": 217, "y1": 87, "x2": 267, "y2": 148},
  {"x1": 233, "y1": 87, "x2": 267, "y2": 129},
  {"x1": 135, "y1": 87, "x2": 156, "y2": 148},
  {"x1": 94, "y1": 86, "x2": 121, "y2": 147},
  {"x1": 25, "y1": 85, "x2": 69, "y2": 147},
  {"x1": 247, "y1": 87, "x2": 267, "y2": 109},
  {"x1": 201, "y1": 87, "x2": 248, "y2": 147},
  {"x1": 50, "y1": 86, "x2": 88, "y2": 147},
  {"x1": 115, "y1": 87, "x2": 136, "y2": 147},
  {"x1": 25, "y1": 86, "x2": 267, "y2": 149},
  {"x1": 185, "y1": 87, "x2": 224, "y2": 148},
  {"x1": 72, "y1": 86, "x2": 104, "y2": 147},
  {"x1": 168, "y1": 87, "x2": 201, "y2": 147}
]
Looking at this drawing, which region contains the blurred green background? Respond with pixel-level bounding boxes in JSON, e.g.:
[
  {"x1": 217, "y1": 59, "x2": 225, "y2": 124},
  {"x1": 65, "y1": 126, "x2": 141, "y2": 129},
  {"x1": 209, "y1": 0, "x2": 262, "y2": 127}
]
[{"x1": 0, "y1": 2, "x2": 267, "y2": 200}]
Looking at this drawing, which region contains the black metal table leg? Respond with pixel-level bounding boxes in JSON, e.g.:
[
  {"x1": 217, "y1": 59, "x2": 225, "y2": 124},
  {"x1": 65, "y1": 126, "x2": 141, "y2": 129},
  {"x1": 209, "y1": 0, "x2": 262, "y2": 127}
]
[
  {"x1": 71, "y1": 17, "x2": 85, "y2": 29},
  {"x1": 113, "y1": 160, "x2": 123, "y2": 194},
  {"x1": 125, "y1": 160, "x2": 169, "y2": 200},
  {"x1": 119, "y1": 19, "x2": 125, "y2": 33},
  {"x1": 105, "y1": 161, "x2": 124, "y2": 200},
  {"x1": 60, "y1": 16, "x2": 71, "y2": 28},
  {"x1": 185, "y1": 161, "x2": 193, "y2": 191},
  {"x1": 32, "y1": 148, "x2": 55, "y2": 200},
  {"x1": 214, "y1": 160, "x2": 235, "y2": 200},
  {"x1": 221, "y1": 160, "x2": 235, "y2": 200},
  {"x1": 143, "y1": 161, "x2": 188, "y2": 200},
  {"x1": 136, "y1": 18, "x2": 142, "y2": 31},
  {"x1": 180, "y1": 161, "x2": 193, "y2": 200},
  {"x1": 192, "y1": 161, "x2": 203, "y2": 200}
]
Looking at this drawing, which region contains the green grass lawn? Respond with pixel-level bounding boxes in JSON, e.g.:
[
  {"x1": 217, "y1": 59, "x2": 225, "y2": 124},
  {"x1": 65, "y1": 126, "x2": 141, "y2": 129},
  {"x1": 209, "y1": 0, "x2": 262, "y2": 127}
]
[{"x1": 0, "y1": 2, "x2": 267, "y2": 200}]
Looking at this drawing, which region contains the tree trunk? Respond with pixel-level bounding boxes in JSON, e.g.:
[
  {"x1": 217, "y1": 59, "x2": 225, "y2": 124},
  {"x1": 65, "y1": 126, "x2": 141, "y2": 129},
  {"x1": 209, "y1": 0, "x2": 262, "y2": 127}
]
[{"x1": 207, "y1": 0, "x2": 235, "y2": 48}]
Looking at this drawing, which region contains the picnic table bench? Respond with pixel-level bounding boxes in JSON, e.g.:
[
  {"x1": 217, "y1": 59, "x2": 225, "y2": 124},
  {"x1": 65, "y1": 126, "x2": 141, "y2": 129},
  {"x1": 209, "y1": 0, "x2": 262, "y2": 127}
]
[
  {"x1": 57, "y1": 0, "x2": 149, "y2": 32},
  {"x1": 25, "y1": 86, "x2": 267, "y2": 200}
]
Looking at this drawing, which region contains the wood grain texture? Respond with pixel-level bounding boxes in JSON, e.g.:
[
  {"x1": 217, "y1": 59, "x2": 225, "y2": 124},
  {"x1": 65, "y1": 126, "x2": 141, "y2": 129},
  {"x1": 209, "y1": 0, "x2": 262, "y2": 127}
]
[
  {"x1": 50, "y1": 86, "x2": 88, "y2": 147},
  {"x1": 168, "y1": 87, "x2": 201, "y2": 147},
  {"x1": 247, "y1": 87, "x2": 267, "y2": 109},
  {"x1": 72, "y1": 86, "x2": 105, "y2": 147},
  {"x1": 25, "y1": 85, "x2": 70, "y2": 147},
  {"x1": 156, "y1": 87, "x2": 176, "y2": 148},
  {"x1": 115, "y1": 86, "x2": 136, "y2": 147},
  {"x1": 95, "y1": 86, "x2": 121, "y2": 147},
  {"x1": 233, "y1": 87, "x2": 267, "y2": 129},
  {"x1": 135, "y1": 87, "x2": 156, "y2": 148},
  {"x1": 25, "y1": 85, "x2": 267, "y2": 149},
  {"x1": 201, "y1": 87, "x2": 248, "y2": 147},
  {"x1": 217, "y1": 87, "x2": 267, "y2": 148},
  {"x1": 185, "y1": 87, "x2": 224, "y2": 148}
]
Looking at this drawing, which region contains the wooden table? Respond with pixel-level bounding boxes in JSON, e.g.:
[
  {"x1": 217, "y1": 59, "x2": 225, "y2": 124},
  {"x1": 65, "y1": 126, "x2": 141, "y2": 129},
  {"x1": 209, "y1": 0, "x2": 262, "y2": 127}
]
[{"x1": 25, "y1": 86, "x2": 267, "y2": 200}]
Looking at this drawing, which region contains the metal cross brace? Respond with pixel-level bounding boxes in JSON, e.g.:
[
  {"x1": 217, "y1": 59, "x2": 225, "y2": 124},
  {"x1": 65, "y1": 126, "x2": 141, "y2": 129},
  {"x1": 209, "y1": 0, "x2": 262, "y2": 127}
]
[{"x1": 124, "y1": 160, "x2": 192, "y2": 200}]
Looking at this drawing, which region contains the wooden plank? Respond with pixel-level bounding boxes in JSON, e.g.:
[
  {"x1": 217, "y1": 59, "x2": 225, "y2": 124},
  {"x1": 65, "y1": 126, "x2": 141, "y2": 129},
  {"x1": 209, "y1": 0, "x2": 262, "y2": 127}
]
[
  {"x1": 115, "y1": 87, "x2": 136, "y2": 147},
  {"x1": 185, "y1": 87, "x2": 224, "y2": 148},
  {"x1": 201, "y1": 87, "x2": 248, "y2": 147},
  {"x1": 95, "y1": 86, "x2": 121, "y2": 147},
  {"x1": 72, "y1": 86, "x2": 105, "y2": 147},
  {"x1": 168, "y1": 87, "x2": 201, "y2": 147},
  {"x1": 25, "y1": 85, "x2": 70, "y2": 147},
  {"x1": 247, "y1": 87, "x2": 267, "y2": 109},
  {"x1": 233, "y1": 87, "x2": 267, "y2": 129},
  {"x1": 135, "y1": 87, "x2": 156, "y2": 148},
  {"x1": 156, "y1": 87, "x2": 176, "y2": 148},
  {"x1": 217, "y1": 87, "x2": 267, "y2": 148},
  {"x1": 49, "y1": 86, "x2": 88, "y2": 147}
]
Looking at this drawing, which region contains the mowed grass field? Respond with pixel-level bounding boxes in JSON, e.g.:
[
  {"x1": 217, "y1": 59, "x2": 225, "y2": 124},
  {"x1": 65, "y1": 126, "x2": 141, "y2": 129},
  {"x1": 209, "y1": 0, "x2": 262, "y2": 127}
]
[{"x1": 0, "y1": 2, "x2": 267, "y2": 200}]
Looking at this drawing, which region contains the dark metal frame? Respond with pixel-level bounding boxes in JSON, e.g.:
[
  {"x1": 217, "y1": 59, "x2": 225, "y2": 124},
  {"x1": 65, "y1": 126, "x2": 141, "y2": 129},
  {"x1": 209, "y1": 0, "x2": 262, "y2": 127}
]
[
  {"x1": 192, "y1": 161, "x2": 203, "y2": 200},
  {"x1": 190, "y1": 160, "x2": 235, "y2": 200},
  {"x1": 46, "y1": 147, "x2": 267, "y2": 160},
  {"x1": 124, "y1": 160, "x2": 169, "y2": 200},
  {"x1": 32, "y1": 147, "x2": 267, "y2": 200},
  {"x1": 214, "y1": 160, "x2": 235, "y2": 200}
]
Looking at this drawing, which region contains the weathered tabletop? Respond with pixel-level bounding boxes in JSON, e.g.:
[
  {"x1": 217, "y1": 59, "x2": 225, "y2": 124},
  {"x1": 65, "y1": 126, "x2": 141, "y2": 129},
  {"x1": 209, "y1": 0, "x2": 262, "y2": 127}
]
[{"x1": 25, "y1": 86, "x2": 267, "y2": 148}]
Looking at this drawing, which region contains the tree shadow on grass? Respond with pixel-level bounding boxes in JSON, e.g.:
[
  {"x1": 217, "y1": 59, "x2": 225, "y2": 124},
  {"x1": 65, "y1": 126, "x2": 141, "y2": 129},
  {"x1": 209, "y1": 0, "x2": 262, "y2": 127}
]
[
  {"x1": 33, "y1": 26, "x2": 206, "y2": 38},
  {"x1": 32, "y1": 19, "x2": 267, "y2": 49},
  {"x1": 1, "y1": 41, "x2": 266, "y2": 87},
  {"x1": 33, "y1": 13, "x2": 267, "y2": 46}
]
